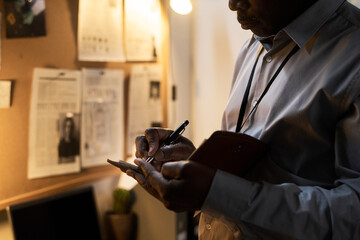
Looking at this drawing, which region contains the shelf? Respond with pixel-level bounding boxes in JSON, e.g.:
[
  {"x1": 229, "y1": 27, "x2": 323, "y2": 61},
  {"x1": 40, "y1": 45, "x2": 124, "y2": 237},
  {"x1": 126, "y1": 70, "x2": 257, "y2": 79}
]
[{"x1": 0, "y1": 166, "x2": 120, "y2": 210}]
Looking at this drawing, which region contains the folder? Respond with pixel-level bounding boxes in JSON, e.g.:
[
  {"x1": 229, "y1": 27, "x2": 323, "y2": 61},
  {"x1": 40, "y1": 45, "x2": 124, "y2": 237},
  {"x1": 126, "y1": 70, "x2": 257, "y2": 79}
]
[{"x1": 188, "y1": 131, "x2": 267, "y2": 177}]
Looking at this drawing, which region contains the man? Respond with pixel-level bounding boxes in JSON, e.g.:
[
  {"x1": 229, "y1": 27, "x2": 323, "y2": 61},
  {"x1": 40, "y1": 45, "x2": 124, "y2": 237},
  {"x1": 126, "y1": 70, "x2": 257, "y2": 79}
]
[{"x1": 127, "y1": 0, "x2": 360, "y2": 239}]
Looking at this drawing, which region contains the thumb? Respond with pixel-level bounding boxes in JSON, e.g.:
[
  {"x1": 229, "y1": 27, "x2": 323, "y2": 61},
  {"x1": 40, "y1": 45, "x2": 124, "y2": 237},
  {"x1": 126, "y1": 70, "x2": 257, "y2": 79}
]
[
  {"x1": 155, "y1": 143, "x2": 195, "y2": 161},
  {"x1": 134, "y1": 158, "x2": 167, "y2": 191},
  {"x1": 161, "y1": 161, "x2": 188, "y2": 179}
]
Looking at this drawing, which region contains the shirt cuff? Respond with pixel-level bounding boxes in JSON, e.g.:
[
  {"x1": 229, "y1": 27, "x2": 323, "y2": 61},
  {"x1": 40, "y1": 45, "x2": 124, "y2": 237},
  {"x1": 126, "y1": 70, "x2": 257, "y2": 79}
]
[{"x1": 201, "y1": 169, "x2": 260, "y2": 221}]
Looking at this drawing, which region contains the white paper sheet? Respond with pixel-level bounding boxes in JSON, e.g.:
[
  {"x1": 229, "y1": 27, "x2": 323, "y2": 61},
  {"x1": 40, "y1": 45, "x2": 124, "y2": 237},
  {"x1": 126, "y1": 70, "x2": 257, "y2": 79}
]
[
  {"x1": 124, "y1": 0, "x2": 162, "y2": 61},
  {"x1": 81, "y1": 68, "x2": 125, "y2": 167},
  {"x1": 0, "y1": 80, "x2": 12, "y2": 108},
  {"x1": 127, "y1": 64, "x2": 163, "y2": 158},
  {"x1": 78, "y1": 0, "x2": 125, "y2": 62},
  {"x1": 28, "y1": 68, "x2": 82, "y2": 179}
]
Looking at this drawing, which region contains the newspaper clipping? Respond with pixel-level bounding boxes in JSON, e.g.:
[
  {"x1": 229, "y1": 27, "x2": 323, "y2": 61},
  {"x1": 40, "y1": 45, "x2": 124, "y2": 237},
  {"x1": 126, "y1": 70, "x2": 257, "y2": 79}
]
[{"x1": 28, "y1": 68, "x2": 81, "y2": 179}]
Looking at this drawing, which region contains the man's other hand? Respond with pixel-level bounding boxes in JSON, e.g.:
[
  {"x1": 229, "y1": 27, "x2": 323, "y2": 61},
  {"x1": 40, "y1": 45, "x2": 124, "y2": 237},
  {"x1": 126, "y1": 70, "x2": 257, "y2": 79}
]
[{"x1": 126, "y1": 158, "x2": 216, "y2": 212}]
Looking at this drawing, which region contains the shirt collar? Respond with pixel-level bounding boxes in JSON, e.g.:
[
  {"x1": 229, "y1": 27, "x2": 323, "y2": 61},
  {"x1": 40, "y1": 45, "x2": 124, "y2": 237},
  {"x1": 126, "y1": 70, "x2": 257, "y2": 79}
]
[
  {"x1": 253, "y1": 35, "x2": 275, "y2": 51},
  {"x1": 247, "y1": 0, "x2": 346, "y2": 51},
  {"x1": 284, "y1": 0, "x2": 345, "y2": 49}
]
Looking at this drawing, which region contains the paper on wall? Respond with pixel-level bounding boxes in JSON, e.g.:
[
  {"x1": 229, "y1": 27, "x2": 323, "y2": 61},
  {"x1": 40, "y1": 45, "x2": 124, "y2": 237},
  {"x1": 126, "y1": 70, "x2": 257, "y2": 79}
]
[
  {"x1": 81, "y1": 68, "x2": 125, "y2": 167},
  {"x1": 78, "y1": 0, "x2": 125, "y2": 62},
  {"x1": 127, "y1": 64, "x2": 163, "y2": 159},
  {"x1": 28, "y1": 68, "x2": 82, "y2": 179},
  {"x1": 0, "y1": 80, "x2": 12, "y2": 108},
  {"x1": 124, "y1": 0, "x2": 162, "y2": 61}
]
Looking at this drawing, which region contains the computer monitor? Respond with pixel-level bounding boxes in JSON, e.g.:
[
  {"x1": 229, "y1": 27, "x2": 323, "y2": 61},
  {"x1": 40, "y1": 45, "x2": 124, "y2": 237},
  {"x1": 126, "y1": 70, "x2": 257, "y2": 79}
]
[{"x1": 7, "y1": 186, "x2": 102, "y2": 240}]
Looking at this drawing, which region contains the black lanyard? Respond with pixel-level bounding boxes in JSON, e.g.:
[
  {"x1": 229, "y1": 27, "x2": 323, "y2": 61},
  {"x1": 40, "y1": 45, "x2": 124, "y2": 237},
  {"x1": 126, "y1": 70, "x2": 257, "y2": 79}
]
[{"x1": 236, "y1": 44, "x2": 300, "y2": 133}]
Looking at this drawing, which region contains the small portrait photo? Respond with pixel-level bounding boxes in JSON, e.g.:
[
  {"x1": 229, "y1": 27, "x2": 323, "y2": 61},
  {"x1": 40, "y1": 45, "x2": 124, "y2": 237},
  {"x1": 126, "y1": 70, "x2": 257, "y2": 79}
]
[
  {"x1": 58, "y1": 113, "x2": 80, "y2": 164},
  {"x1": 149, "y1": 81, "x2": 160, "y2": 99},
  {"x1": 4, "y1": 0, "x2": 46, "y2": 38}
]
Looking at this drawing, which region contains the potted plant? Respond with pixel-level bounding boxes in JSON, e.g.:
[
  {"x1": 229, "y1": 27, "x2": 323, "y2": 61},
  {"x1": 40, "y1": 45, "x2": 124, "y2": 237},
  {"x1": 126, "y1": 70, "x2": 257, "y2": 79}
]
[{"x1": 105, "y1": 188, "x2": 137, "y2": 240}]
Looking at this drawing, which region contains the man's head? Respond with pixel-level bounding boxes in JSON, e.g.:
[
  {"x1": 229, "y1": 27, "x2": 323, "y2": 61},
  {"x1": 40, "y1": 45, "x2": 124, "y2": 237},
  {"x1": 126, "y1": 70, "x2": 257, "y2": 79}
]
[{"x1": 229, "y1": 0, "x2": 317, "y2": 36}]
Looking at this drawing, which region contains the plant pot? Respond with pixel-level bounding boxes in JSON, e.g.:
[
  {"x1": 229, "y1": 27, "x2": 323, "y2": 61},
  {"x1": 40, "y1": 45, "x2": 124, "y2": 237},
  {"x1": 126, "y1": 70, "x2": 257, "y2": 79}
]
[{"x1": 105, "y1": 212, "x2": 137, "y2": 240}]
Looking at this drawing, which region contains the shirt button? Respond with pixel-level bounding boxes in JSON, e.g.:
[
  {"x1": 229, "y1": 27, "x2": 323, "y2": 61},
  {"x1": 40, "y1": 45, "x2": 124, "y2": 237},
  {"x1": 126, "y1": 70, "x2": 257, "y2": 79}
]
[
  {"x1": 206, "y1": 224, "x2": 212, "y2": 230},
  {"x1": 253, "y1": 99, "x2": 258, "y2": 106},
  {"x1": 266, "y1": 56, "x2": 272, "y2": 63}
]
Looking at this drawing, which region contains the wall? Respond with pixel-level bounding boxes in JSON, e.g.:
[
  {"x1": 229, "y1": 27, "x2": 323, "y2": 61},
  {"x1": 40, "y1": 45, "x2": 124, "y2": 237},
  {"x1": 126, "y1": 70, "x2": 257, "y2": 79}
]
[
  {"x1": 167, "y1": 0, "x2": 252, "y2": 144},
  {"x1": 0, "y1": 0, "x2": 254, "y2": 239},
  {"x1": 0, "y1": 0, "x2": 176, "y2": 239},
  {"x1": 166, "y1": 7, "x2": 192, "y2": 139},
  {"x1": 132, "y1": 185, "x2": 176, "y2": 240},
  {"x1": 0, "y1": 0, "x2": 128, "y2": 208},
  {"x1": 191, "y1": 0, "x2": 251, "y2": 145}
]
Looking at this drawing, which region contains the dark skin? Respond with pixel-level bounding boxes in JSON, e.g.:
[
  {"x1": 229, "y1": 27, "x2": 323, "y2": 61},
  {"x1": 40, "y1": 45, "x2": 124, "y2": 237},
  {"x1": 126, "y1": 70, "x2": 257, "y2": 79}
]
[
  {"x1": 229, "y1": 0, "x2": 317, "y2": 37},
  {"x1": 127, "y1": 0, "x2": 318, "y2": 212},
  {"x1": 130, "y1": 129, "x2": 214, "y2": 212}
]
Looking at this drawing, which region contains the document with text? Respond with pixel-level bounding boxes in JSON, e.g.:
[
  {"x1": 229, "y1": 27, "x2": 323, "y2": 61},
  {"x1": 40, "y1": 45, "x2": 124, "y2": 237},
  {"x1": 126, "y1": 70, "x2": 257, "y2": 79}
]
[
  {"x1": 124, "y1": 0, "x2": 161, "y2": 61},
  {"x1": 78, "y1": 0, "x2": 125, "y2": 62},
  {"x1": 127, "y1": 64, "x2": 163, "y2": 158},
  {"x1": 28, "y1": 68, "x2": 81, "y2": 179},
  {"x1": 81, "y1": 68, "x2": 125, "y2": 167}
]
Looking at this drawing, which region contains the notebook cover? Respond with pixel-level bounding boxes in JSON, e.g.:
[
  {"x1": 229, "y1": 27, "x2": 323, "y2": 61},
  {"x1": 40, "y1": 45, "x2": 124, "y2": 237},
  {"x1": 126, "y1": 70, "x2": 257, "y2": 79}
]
[{"x1": 188, "y1": 131, "x2": 267, "y2": 177}]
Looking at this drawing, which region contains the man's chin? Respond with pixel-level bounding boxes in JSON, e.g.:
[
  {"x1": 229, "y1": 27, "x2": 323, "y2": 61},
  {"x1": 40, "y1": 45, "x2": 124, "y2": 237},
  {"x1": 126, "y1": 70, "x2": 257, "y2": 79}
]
[
  {"x1": 239, "y1": 25, "x2": 271, "y2": 37},
  {"x1": 239, "y1": 23, "x2": 258, "y2": 34},
  {"x1": 238, "y1": 20, "x2": 260, "y2": 33}
]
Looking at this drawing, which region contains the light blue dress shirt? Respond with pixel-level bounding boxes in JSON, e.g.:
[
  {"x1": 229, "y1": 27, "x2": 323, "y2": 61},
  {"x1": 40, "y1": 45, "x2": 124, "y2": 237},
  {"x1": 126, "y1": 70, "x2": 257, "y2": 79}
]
[{"x1": 200, "y1": 0, "x2": 360, "y2": 239}]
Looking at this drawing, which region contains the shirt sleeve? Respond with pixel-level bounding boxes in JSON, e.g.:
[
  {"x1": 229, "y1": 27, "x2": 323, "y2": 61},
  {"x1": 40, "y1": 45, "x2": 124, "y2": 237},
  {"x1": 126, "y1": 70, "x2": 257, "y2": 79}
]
[{"x1": 202, "y1": 96, "x2": 360, "y2": 240}]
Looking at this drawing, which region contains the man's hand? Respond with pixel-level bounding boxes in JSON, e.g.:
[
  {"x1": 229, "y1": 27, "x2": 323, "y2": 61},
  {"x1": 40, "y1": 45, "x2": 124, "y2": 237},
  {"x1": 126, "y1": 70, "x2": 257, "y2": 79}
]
[
  {"x1": 135, "y1": 128, "x2": 196, "y2": 162},
  {"x1": 126, "y1": 158, "x2": 216, "y2": 212}
]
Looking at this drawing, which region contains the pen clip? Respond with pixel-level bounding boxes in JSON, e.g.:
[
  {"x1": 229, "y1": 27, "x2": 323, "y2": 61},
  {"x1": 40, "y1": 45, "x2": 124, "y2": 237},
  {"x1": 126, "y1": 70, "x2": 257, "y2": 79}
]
[
  {"x1": 168, "y1": 126, "x2": 186, "y2": 145},
  {"x1": 178, "y1": 127, "x2": 186, "y2": 136}
]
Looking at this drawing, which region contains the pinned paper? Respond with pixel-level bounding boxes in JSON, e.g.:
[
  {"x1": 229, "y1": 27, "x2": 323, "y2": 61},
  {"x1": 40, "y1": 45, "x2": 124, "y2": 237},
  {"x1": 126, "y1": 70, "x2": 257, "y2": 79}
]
[{"x1": 0, "y1": 80, "x2": 13, "y2": 108}]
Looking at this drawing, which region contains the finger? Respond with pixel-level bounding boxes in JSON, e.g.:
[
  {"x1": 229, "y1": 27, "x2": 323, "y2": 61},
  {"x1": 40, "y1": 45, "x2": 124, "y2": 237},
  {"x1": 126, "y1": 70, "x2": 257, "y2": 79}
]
[
  {"x1": 126, "y1": 169, "x2": 160, "y2": 199},
  {"x1": 135, "y1": 136, "x2": 149, "y2": 159},
  {"x1": 126, "y1": 169, "x2": 146, "y2": 186},
  {"x1": 161, "y1": 161, "x2": 188, "y2": 179},
  {"x1": 135, "y1": 158, "x2": 161, "y2": 179},
  {"x1": 145, "y1": 128, "x2": 173, "y2": 156},
  {"x1": 136, "y1": 160, "x2": 184, "y2": 207},
  {"x1": 135, "y1": 158, "x2": 169, "y2": 194},
  {"x1": 144, "y1": 128, "x2": 161, "y2": 156},
  {"x1": 151, "y1": 159, "x2": 163, "y2": 172},
  {"x1": 155, "y1": 142, "x2": 195, "y2": 161}
]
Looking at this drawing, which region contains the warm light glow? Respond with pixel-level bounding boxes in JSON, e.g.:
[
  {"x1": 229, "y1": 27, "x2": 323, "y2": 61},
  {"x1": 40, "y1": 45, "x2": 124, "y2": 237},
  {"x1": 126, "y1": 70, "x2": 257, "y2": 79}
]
[
  {"x1": 170, "y1": 0, "x2": 192, "y2": 15},
  {"x1": 65, "y1": 112, "x2": 74, "y2": 118}
]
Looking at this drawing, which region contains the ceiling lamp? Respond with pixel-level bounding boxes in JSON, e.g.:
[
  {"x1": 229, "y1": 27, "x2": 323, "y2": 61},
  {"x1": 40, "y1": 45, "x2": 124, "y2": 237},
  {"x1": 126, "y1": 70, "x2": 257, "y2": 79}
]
[{"x1": 170, "y1": 0, "x2": 192, "y2": 15}]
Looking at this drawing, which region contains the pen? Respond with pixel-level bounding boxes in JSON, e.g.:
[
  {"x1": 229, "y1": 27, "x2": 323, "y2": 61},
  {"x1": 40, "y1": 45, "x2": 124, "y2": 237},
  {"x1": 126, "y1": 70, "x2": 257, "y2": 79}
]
[{"x1": 146, "y1": 120, "x2": 189, "y2": 164}]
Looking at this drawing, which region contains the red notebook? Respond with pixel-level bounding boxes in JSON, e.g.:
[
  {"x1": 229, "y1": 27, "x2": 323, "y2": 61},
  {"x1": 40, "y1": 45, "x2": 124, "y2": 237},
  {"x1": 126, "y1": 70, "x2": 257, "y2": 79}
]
[{"x1": 188, "y1": 131, "x2": 267, "y2": 177}]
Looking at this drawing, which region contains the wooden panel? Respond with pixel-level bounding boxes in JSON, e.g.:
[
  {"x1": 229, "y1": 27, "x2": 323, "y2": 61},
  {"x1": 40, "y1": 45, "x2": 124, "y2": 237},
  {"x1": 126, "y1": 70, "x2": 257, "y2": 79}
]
[{"x1": 0, "y1": 0, "x2": 168, "y2": 210}]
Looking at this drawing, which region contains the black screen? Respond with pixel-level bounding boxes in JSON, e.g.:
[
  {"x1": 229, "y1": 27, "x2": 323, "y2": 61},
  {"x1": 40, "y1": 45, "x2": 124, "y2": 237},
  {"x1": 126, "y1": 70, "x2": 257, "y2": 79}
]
[{"x1": 8, "y1": 186, "x2": 102, "y2": 240}]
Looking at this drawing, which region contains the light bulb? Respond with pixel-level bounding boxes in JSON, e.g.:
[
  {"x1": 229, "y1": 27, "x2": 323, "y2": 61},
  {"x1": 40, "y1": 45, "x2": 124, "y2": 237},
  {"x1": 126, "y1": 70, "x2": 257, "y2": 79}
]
[{"x1": 170, "y1": 0, "x2": 192, "y2": 15}]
